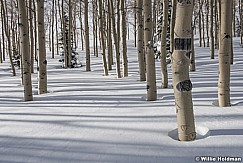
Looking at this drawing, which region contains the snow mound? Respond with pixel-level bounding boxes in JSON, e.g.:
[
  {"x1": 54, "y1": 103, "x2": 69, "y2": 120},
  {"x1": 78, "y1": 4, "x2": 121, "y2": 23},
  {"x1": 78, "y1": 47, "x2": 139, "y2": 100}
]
[{"x1": 168, "y1": 126, "x2": 210, "y2": 141}]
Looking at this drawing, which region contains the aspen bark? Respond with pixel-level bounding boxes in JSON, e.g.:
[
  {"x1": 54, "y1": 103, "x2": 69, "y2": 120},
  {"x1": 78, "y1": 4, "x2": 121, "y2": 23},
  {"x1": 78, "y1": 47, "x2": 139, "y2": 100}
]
[
  {"x1": 198, "y1": 0, "x2": 202, "y2": 47},
  {"x1": 107, "y1": 0, "x2": 113, "y2": 70},
  {"x1": 51, "y1": 0, "x2": 55, "y2": 59},
  {"x1": 0, "y1": 0, "x2": 15, "y2": 76},
  {"x1": 1, "y1": 6, "x2": 5, "y2": 62},
  {"x1": 160, "y1": 0, "x2": 168, "y2": 88},
  {"x1": 121, "y1": 0, "x2": 128, "y2": 77},
  {"x1": 210, "y1": 0, "x2": 215, "y2": 59},
  {"x1": 37, "y1": 0, "x2": 47, "y2": 94},
  {"x1": 137, "y1": 0, "x2": 146, "y2": 81},
  {"x1": 68, "y1": 0, "x2": 72, "y2": 67},
  {"x1": 143, "y1": 0, "x2": 157, "y2": 101},
  {"x1": 170, "y1": 0, "x2": 176, "y2": 53},
  {"x1": 84, "y1": 0, "x2": 91, "y2": 71},
  {"x1": 98, "y1": 0, "x2": 108, "y2": 76},
  {"x1": 241, "y1": 0, "x2": 243, "y2": 44},
  {"x1": 190, "y1": 26, "x2": 196, "y2": 72},
  {"x1": 134, "y1": 0, "x2": 137, "y2": 47},
  {"x1": 29, "y1": 0, "x2": 34, "y2": 73},
  {"x1": 109, "y1": 0, "x2": 121, "y2": 78},
  {"x1": 206, "y1": 0, "x2": 210, "y2": 47},
  {"x1": 214, "y1": 0, "x2": 218, "y2": 49},
  {"x1": 218, "y1": 0, "x2": 232, "y2": 107},
  {"x1": 172, "y1": 0, "x2": 196, "y2": 141},
  {"x1": 18, "y1": 0, "x2": 33, "y2": 101}
]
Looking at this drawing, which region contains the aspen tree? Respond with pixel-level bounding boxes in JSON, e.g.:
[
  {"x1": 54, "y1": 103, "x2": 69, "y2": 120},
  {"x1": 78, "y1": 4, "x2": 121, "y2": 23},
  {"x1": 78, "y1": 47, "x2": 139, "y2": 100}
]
[
  {"x1": 170, "y1": 0, "x2": 176, "y2": 53},
  {"x1": 172, "y1": 0, "x2": 196, "y2": 141},
  {"x1": 107, "y1": 0, "x2": 113, "y2": 70},
  {"x1": 210, "y1": 0, "x2": 214, "y2": 59},
  {"x1": 137, "y1": 0, "x2": 146, "y2": 81},
  {"x1": 51, "y1": 0, "x2": 55, "y2": 59},
  {"x1": 143, "y1": 0, "x2": 157, "y2": 101},
  {"x1": 98, "y1": 0, "x2": 108, "y2": 76},
  {"x1": 160, "y1": 0, "x2": 168, "y2": 88},
  {"x1": 68, "y1": 0, "x2": 72, "y2": 67},
  {"x1": 18, "y1": 0, "x2": 33, "y2": 101},
  {"x1": 241, "y1": 0, "x2": 243, "y2": 44},
  {"x1": 28, "y1": 0, "x2": 34, "y2": 73},
  {"x1": 218, "y1": 0, "x2": 232, "y2": 107},
  {"x1": 121, "y1": 0, "x2": 128, "y2": 77},
  {"x1": 109, "y1": 0, "x2": 122, "y2": 78},
  {"x1": 190, "y1": 24, "x2": 196, "y2": 72},
  {"x1": 61, "y1": 0, "x2": 67, "y2": 68},
  {"x1": 201, "y1": 1, "x2": 206, "y2": 47},
  {"x1": 84, "y1": 0, "x2": 91, "y2": 71},
  {"x1": 214, "y1": 0, "x2": 218, "y2": 49},
  {"x1": 1, "y1": 4, "x2": 5, "y2": 62},
  {"x1": 134, "y1": 0, "x2": 137, "y2": 47},
  {"x1": 198, "y1": 0, "x2": 202, "y2": 47},
  {"x1": 0, "y1": 0, "x2": 15, "y2": 76},
  {"x1": 79, "y1": 4, "x2": 84, "y2": 52},
  {"x1": 37, "y1": 0, "x2": 47, "y2": 94},
  {"x1": 206, "y1": 0, "x2": 210, "y2": 47}
]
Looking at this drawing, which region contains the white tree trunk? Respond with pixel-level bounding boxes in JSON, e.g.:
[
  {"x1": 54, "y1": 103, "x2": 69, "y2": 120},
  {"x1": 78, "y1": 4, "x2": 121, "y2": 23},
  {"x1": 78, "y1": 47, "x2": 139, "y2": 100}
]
[
  {"x1": 18, "y1": 0, "x2": 33, "y2": 101},
  {"x1": 109, "y1": 0, "x2": 121, "y2": 78},
  {"x1": 37, "y1": 0, "x2": 47, "y2": 94},
  {"x1": 172, "y1": 0, "x2": 196, "y2": 141},
  {"x1": 137, "y1": 0, "x2": 146, "y2": 81},
  {"x1": 143, "y1": 0, "x2": 157, "y2": 101},
  {"x1": 160, "y1": 0, "x2": 168, "y2": 88},
  {"x1": 121, "y1": 0, "x2": 128, "y2": 77},
  {"x1": 218, "y1": 0, "x2": 232, "y2": 107},
  {"x1": 98, "y1": 0, "x2": 109, "y2": 76},
  {"x1": 85, "y1": 0, "x2": 91, "y2": 71}
]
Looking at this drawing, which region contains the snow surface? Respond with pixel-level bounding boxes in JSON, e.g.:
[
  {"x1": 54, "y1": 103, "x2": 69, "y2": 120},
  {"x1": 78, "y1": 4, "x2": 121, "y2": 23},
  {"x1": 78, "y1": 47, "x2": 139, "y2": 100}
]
[{"x1": 0, "y1": 38, "x2": 243, "y2": 163}]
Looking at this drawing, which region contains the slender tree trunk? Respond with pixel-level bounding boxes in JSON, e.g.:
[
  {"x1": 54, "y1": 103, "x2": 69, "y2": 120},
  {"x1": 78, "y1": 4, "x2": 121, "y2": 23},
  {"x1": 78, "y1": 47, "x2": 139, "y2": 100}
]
[
  {"x1": 18, "y1": 0, "x2": 33, "y2": 101},
  {"x1": 107, "y1": 0, "x2": 113, "y2": 70},
  {"x1": 206, "y1": 0, "x2": 210, "y2": 47},
  {"x1": 190, "y1": 26, "x2": 196, "y2": 72},
  {"x1": 214, "y1": 0, "x2": 218, "y2": 49},
  {"x1": 121, "y1": 0, "x2": 128, "y2": 77},
  {"x1": 137, "y1": 0, "x2": 146, "y2": 81},
  {"x1": 218, "y1": 0, "x2": 232, "y2": 107},
  {"x1": 37, "y1": 0, "x2": 47, "y2": 94},
  {"x1": 0, "y1": 0, "x2": 15, "y2": 76},
  {"x1": 170, "y1": 0, "x2": 176, "y2": 53},
  {"x1": 210, "y1": 0, "x2": 215, "y2": 59},
  {"x1": 55, "y1": 0, "x2": 59, "y2": 56},
  {"x1": 232, "y1": 0, "x2": 236, "y2": 37},
  {"x1": 1, "y1": 6, "x2": 5, "y2": 61},
  {"x1": 68, "y1": 0, "x2": 72, "y2": 67},
  {"x1": 134, "y1": 0, "x2": 137, "y2": 47},
  {"x1": 51, "y1": 0, "x2": 55, "y2": 58},
  {"x1": 160, "y1": 0, "x2": 168, "y2": 88},
  {"x1": 84, "y1": 0, "x2": 91, "y2": 71},
  {"x1": 241, "y1": 0, "x2": 243, "y2": 44},
  {"x1": 172, "y1": 0, "x2": 196, "y2": 141},
  {"x1": 198, "y1": 0, "x2": 203, "y2": 47},
  {"x1": 117, "y1": 0, "x2": 121, "y2": 50},
  {"x1": 28, "y1": 0, "x2": 34, "y2": 73},
  {"x1": 143, "y1": 0, "x2": 157, "y2": 101},
  {"x1": 98, "y1": 0, "x2": 108, "y2": 76},
  {"x1": 109, "y1": 0, "x2": 121, "y2": 78},
  {"x1": 202, "y1": 2, "x2": 206, "y2": 47}
]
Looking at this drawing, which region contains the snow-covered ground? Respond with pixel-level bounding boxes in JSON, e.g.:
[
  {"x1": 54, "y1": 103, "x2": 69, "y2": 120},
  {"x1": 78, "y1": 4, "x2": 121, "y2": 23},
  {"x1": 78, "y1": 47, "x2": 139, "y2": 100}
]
[{"x1": 0, "y1": 38, "x2": 243, "y2": 163}]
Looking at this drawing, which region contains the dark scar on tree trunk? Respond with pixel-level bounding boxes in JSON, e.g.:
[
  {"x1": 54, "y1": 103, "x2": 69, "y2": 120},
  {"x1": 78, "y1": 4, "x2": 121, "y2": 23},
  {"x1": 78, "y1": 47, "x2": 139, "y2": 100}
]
[
  {"x1": 176, "y1": 80, "x2": 192, "y2": 92},
  {"x1": 175, "y1": 38, "x2": 191, "y2": 51}
]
